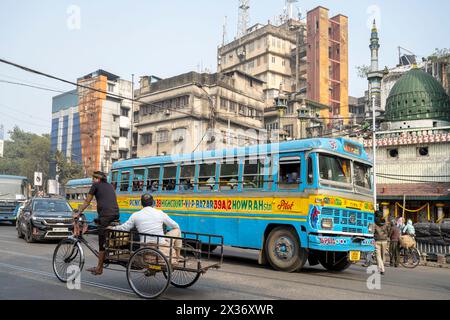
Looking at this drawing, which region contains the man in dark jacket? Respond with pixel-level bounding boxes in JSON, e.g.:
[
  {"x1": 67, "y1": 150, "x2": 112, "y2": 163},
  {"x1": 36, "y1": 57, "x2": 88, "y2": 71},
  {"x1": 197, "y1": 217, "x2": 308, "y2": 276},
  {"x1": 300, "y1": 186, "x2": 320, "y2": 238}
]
[
  {"x1": 389, "y1": 219, "x2": 401, "y2": 267},
  {"x1": 374, "y1": 211, "x2": 388, "y2": 275},
  {"x1": 75, "y1": 171, "x2": 120, "y2": 275}
]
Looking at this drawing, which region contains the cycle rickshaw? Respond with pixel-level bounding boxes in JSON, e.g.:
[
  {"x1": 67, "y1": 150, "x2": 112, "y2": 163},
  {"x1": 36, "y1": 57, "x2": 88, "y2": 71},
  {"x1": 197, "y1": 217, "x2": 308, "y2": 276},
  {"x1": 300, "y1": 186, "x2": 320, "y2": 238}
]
[{"x1": 52, "y1": 218, "x2": 224, "y2": 299}]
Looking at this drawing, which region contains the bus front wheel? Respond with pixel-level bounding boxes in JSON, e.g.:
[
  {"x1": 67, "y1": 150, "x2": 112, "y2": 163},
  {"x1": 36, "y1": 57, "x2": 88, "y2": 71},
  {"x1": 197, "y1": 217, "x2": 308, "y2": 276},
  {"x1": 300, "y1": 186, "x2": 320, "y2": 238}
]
[
  {"x1": 265, "y1": 227, "x2": 307, "y2": 272},
  {"x1": 317, "y1": 251, "x2": 351, "y2": 272}
]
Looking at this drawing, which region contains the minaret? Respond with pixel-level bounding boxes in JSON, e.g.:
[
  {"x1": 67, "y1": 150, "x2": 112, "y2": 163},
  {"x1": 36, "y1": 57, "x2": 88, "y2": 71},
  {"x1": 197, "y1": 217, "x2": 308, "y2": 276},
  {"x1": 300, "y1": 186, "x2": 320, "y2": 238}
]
[
  {"x1": 370, "y1": 20, "x2": 380, "y2": 72},
  {"x1": 367, "y1": 20, "x2": 383, "y2": 113}
]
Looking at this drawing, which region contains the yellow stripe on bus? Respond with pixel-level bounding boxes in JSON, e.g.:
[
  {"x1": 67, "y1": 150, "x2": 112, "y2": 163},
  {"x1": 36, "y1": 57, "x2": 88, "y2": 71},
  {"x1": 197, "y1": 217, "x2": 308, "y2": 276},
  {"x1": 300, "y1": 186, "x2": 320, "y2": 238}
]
[{"x1": 168, "y1": 213, "x2": 307, "y2": 222}]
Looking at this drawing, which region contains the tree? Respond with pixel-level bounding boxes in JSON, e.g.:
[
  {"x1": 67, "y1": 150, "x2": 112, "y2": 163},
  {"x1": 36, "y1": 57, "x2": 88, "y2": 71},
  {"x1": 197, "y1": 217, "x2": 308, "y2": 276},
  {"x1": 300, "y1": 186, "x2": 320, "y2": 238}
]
[
  {"x1": 0, "y1": 126, "x2": 51, "y2": 186},
  {"x1": 428, "y1": 48, "x2": 450, "y2": 62},
  {"x1": 54, "y1": 151, "x2": 84, "y2": 185},
  {"x1": 356, "y1": 65, "x2": 370, "y2": 79}
]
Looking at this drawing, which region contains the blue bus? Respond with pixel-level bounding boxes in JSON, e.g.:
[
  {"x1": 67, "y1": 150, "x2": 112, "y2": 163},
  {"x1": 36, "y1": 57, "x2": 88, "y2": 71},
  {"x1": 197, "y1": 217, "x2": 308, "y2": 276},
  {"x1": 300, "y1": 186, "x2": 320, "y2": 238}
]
[
  {"x1": 92, "y1": 138, "x2": 375, "y2": 272},
  {"x1": 65, "y1": 178, "x2": 97, "y2": 223},
  {"x1": 0, "y1": 175, "x2": 31, "y2": 224}
]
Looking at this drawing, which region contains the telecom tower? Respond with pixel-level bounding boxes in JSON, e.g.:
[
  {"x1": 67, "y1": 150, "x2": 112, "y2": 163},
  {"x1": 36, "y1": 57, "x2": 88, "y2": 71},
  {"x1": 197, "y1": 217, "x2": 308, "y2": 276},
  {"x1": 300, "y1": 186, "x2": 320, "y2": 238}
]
[{"x1": 237, "y1": 0, "x2": 250, "y2": 37}]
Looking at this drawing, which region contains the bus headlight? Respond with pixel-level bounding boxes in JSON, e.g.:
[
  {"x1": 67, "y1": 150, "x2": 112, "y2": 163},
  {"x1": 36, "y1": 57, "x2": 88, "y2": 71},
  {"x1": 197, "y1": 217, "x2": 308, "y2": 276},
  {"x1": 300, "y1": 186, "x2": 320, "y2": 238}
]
[
  {"x1": 321, "y1": 218, "x2": 333, "y2": 230},
  {"x1": 368, "y1": 223, "x2": 374, "y2": 234}
]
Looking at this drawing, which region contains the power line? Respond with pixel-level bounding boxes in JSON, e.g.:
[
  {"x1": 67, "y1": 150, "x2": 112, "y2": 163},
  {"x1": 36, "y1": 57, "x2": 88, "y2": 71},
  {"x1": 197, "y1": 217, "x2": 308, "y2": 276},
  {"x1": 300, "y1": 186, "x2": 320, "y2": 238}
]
[{"x1": 376, "y1": 173, "x2": 448, "y2": 183}]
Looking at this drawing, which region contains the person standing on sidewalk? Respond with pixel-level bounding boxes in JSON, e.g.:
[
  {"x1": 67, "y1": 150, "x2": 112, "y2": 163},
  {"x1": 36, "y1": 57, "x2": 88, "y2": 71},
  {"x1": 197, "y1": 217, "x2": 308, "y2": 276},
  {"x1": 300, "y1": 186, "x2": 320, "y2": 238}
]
[
  {"x1": 389, "y1": 219, "x2": 401, "y2": 267},
  {"x1": 374, "y1": 211, "x2": 389, "y2": 275}
]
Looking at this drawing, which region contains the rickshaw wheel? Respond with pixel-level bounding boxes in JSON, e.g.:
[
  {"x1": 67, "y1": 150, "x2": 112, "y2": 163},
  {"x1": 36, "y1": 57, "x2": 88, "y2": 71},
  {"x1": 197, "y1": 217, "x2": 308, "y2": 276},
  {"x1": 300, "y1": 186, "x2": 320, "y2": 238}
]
[
  {"x1": 164, "y1": 244, "x2": 201, "y2": 288},
  {"x1": 52, "y1": 238, "x2": 85, "y2": 283},
  {"x1": 126, "y1": 247, "x2": 171, "y2": 299}
]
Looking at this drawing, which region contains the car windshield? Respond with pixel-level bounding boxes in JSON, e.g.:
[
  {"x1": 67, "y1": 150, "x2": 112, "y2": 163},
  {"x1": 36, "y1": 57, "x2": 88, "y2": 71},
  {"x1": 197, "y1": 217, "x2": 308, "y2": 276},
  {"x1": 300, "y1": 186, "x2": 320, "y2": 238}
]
[
  {"x1": 319, "y1": 154, "x2": 352, "y2": 185},
  {"x1": 33, "y1": 200, "x2": 72, "y2": 212}
]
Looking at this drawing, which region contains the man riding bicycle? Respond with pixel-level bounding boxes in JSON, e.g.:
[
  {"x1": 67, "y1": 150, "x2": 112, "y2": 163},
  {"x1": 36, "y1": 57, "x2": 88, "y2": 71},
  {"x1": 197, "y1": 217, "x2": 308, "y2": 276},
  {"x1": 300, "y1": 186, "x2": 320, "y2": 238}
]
[{"x1": 74, "y1": 171, "x2": 120, "y2": 275}]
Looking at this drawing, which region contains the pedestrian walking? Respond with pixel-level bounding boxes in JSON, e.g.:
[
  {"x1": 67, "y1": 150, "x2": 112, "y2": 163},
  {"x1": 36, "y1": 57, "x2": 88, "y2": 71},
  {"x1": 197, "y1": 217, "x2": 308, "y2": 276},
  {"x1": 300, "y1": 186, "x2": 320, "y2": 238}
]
[{"x1": 374, "y1": 211, "x2": 389, "y2": 275}]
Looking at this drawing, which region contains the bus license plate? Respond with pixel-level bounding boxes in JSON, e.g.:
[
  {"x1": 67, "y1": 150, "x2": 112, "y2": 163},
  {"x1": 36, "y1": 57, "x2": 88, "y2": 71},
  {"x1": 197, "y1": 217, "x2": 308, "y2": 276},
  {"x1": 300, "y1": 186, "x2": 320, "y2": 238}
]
[
  {"x1": 53, "y1": 228, "x2": 68, "y2": 232},
  {"x1": 349, "y1": 251, "x2": 361, "y2": 262}
]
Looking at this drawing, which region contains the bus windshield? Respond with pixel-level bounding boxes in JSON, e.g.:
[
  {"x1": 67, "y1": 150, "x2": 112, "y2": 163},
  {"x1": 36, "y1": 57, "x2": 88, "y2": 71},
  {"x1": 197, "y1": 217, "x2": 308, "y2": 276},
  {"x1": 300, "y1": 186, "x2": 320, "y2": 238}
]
[
  {"x1": 318, "y1": 153, "x2": 373, "y2": 193},
  {"x1": 319, "y1": 154, "x2": 352, "y2": 185},
  {"x1": 0, "y1": 179, "x2": 25, "y2": 199}
]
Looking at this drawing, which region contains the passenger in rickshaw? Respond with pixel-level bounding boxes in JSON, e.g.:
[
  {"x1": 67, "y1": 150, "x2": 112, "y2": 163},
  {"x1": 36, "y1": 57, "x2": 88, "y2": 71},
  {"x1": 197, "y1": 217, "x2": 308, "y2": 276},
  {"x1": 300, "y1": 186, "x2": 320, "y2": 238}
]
[{"x1": 109, "y1": 193, "x2": 183, "y2": 262}]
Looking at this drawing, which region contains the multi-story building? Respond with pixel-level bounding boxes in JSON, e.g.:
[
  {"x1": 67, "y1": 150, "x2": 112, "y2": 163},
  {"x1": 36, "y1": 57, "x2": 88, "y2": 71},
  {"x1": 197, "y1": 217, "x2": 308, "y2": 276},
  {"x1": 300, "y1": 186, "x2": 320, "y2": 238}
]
[
  {"x1": 134, "y1": 70, "x2": 265, "y2": 157},
  {"x1": 306, "y1": 6, "x2": 349, "y2": 127},
  {"x1": 217, "y1": 6, "x2": 349, "y2": 138},
  {"x1": 50, "y1": 69, "x2": 133, "y2": 176},
  {"x1": 348, "y1": 96, "x2": 366, "y2": 125}
]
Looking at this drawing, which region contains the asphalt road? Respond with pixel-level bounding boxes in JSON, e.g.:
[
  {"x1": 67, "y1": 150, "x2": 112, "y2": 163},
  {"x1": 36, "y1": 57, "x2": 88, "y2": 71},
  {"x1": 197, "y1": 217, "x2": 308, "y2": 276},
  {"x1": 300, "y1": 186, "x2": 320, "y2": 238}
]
[{"x1": 0, "y1": 223, "x2": 449, "y2": 300}]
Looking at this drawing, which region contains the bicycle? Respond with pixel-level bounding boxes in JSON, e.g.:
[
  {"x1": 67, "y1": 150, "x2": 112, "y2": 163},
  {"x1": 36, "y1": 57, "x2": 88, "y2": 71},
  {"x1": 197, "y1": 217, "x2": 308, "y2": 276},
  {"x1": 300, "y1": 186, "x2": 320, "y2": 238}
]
[
  {"x1": 52, "y1": 216, "x2": 224, "y2": 299},
  {"x1": 363, "y1": 241, "x2": 421, "y2": 269}
]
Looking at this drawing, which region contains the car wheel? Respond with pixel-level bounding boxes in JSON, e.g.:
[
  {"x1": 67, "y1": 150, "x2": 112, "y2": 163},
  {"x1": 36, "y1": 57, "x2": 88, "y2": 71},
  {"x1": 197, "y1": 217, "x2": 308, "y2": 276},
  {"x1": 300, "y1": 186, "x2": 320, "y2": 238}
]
[{"x1": 25, "y1": 224, "x2": 36, "y2": 243}]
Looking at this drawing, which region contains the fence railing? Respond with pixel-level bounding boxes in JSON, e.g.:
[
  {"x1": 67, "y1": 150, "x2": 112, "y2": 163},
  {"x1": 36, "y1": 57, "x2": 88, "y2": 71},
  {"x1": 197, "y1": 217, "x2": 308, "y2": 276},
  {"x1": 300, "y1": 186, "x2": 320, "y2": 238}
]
[{"x1": 417, "y1": 241, "x2": 450, "y2": 255}]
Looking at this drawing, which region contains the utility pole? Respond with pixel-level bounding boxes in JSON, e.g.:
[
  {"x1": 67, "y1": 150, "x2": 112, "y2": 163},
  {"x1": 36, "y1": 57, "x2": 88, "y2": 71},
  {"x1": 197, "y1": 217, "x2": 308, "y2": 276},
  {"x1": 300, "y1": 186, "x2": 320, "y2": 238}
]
[
  {"x1": 372, "y1": 94, "x2": 377, "y2": 211},
  {"x1": 130, "y1": 73, "x2": 134, "y2": 158}
]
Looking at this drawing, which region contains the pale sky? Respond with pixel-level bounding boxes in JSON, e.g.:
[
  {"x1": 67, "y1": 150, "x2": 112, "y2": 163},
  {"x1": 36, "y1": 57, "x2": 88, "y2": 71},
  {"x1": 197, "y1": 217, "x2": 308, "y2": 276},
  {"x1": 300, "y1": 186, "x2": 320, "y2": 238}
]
[{"x1": 0, "y1": 0, "x2": 449, "y2": 138}]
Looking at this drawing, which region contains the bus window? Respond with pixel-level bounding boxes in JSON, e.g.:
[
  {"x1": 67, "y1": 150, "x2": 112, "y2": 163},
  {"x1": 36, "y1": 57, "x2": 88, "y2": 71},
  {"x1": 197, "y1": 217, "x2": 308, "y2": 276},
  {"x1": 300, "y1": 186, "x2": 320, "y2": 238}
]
[
  {"x1": 219, "y1": 160, "x2": 239, "y2": 190},
  {"x1": 353, "y1": 162, "x2": 372, "y2": 190},
  {"x1": 179, "y1": 164, "x2": 195, "y2": 191},
  {"x1": 66, "y1": 194, "x2": 70, "y2": 200},
  {"x1": 120, "y1": 172, "x2": 130, "y2": 192},
  {"x1": 278, "y1": 156, "x2": 301, "y2": 189},
  {"x1": 198, "y1": 163, "x2": 216, "y2": 191},
  {"x1": 132, "y1": 169, "x2": 145, "y2": 192},
  {"x1": 147, "y1": 167, "x2": 160, "y2": 192},
  {"x1": 162, "y1": 165, "x2": 177, "y2": 191},
  {"x1": 111, "y1": 171, "x2": 119, "y2": 190},
  {"x1": 243, "y1": 158, "x2": 265, "y2": 189},
  {"x1": 319, "y1": 154, "x2": 351, "y2": 185}
]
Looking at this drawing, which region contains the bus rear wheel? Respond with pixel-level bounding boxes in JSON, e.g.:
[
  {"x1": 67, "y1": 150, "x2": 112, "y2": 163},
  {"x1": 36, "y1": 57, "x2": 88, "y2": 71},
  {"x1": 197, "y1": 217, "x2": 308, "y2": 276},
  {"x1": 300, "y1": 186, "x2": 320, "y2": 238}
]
[
  {"x1": 317, "y1": 251, "x2": 351, "y2": 272},
  {"x1": 265, "y1": 227, "x2": 307, "y2": 272}
]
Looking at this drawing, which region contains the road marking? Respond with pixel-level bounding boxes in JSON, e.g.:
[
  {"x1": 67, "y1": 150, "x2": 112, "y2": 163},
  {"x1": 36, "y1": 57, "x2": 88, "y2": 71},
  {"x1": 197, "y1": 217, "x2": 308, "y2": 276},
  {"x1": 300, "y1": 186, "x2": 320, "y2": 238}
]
[{"x1": 0, "y1": 262, "x2": 138, "y2": 297}]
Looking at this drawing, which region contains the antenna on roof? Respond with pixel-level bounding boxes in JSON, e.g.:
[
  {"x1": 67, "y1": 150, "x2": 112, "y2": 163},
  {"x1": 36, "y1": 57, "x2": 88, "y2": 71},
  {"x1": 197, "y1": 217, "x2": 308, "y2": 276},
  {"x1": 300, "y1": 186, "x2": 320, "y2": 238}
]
[{"x1": 237, "y1": 0, "x2": 250, "y2": 37}]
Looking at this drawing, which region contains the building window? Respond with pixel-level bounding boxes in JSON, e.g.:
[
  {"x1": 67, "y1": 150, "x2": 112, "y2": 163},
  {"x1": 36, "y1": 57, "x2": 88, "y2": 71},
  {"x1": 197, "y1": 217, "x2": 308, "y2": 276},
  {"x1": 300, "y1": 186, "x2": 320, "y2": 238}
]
[
  {"x1": 229, "y1": 101, "x2": 237, "y2": 112},
  {"x1": 388, "y1": 148, "x2": 399, "y2": 158},
  {"x1": 238, "y1": 104, "x2": 246, "y2": 115},
  {"x1": 220, "y1": 97, "x2": 228, "y2": 110},
  {"x1": 107, "y1": 83, "x2": 115, "y2": 92},
  {"x1": 121, "y1": 107, "x2": 130, "y2": 117},
  {"x1": 271, "y1": 56, "x2": 276, "y2": 64},
  {"x1": 156, "y1": 130, "x2": 169, "y2": 143},
  {"x1": 120, "y1": 128, "x2": 129, "y2": 138},
  {"x1": 417, "y1": 147, "x2": 429, "y2": 157},
  {"x1": 282, "y1": 59, "x2": 286, "y2": 66},
  {"x1": 133, "y1": 111, "x2": 139, "y2": 123},
  {"x1": 284, "y1": 125, "x2": 293, "y2": 137},
  {"x1": 119, "y1": 151, "x2": 128, "y2": 160},
  {"x1": 140, "y1": 133, "x2": 152, "y2": 145},
  {"x1": 172, "y1": 128, "x2": 186, "y2": 142}
]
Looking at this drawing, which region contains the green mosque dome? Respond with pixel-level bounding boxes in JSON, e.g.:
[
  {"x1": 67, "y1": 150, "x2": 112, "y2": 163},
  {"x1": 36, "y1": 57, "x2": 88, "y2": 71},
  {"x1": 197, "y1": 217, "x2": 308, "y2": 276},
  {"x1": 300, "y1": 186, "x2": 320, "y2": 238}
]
[{"x1": 385, "y1": 68, "x2": 450, "y2": 122}]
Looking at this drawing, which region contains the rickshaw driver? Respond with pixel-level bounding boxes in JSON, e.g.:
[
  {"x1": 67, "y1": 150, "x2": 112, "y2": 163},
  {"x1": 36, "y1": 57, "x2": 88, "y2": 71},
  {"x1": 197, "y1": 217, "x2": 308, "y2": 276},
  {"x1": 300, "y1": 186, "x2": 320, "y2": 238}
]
[
  {"x1": 108, "y1": 193, "x2": 183, "y2": 260},
  {"x1": 75, "y1": 171, "x2": 120, "y2": 275}
]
